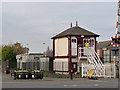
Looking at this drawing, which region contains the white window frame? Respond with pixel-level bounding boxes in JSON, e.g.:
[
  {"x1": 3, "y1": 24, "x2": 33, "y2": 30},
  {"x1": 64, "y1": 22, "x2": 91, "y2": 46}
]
[{"x1": 83, "y1": 38, "x2": 95, "y2": 48}]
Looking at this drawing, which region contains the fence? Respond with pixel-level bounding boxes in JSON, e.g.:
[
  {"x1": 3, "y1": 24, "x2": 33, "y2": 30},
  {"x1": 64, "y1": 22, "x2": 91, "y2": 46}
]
[
  {"x1": 17, "y1": 57, "x2": 53, "y2": 71},
  {"x1": 82, "y1": 63, "x2": 117, "y2": 78},
  {"x1": 17, "y1": 59, "x2": 53, "y2": 71},
  {"x1": 18, "y1": 61, "x2": 50, "y2": 71}
]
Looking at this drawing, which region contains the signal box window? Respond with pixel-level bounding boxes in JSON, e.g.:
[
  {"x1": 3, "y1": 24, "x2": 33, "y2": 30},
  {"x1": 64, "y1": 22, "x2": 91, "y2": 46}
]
[{"x1": 72, "y1": 39, "x2": 76, "y2": 43}]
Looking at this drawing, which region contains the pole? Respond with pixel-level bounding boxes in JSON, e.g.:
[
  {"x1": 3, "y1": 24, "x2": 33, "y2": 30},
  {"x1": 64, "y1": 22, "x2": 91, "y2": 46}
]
[
  {"x1": 114, "y1": 56, "x2": 116, "y2": 78},
  {"x1": 118, "y1": 46, "x2": 120, "y2": 79},
  {"x1": 119, "y1": 46, "x2": 120, "y2": 90}
]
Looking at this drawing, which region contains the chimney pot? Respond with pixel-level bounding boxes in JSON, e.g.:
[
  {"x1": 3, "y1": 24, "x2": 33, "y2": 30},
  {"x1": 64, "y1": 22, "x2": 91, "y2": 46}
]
[
  {"x1": 76, "y1": 21, "x2": 78, "y2": 26},
  {"x1": 70, "y1": 22, "x2": 72, "y2": 27}
]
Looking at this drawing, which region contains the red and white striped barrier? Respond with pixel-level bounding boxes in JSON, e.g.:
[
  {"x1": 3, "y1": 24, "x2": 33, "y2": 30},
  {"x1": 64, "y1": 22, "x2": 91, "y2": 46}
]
[
  {"x1": 111, "y1": 0, "x2": 120, "y2": 47},
  {"x1": 111, "y1": 35, "x2": 120, "y2": 47}
]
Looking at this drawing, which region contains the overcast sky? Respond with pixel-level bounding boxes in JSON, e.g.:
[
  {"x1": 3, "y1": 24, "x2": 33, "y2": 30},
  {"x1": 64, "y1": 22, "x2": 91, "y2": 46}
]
[{"x1": 2, "y1": 2, "x2": 118, "y2": 53}]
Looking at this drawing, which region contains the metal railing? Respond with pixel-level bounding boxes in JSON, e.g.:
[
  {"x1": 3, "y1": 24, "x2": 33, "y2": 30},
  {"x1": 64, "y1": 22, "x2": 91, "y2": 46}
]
[
  {"x1": 82, "y1": 63, "x2": 116, "y2": 78},
  {"x1": 78, "y1": 47, "x2": 105, "y2": 77}
]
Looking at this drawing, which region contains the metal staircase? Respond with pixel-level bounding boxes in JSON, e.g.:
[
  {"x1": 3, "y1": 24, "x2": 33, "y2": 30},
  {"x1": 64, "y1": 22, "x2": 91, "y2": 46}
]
[{"x1": 86, "y1": 48, "x2": 105, "y2": 77}]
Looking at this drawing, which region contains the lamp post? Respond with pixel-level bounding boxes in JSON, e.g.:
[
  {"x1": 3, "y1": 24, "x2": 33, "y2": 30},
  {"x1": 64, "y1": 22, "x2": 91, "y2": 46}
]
[{"x1": 118, "y1": 46, "x2": 120, "y2": 79}]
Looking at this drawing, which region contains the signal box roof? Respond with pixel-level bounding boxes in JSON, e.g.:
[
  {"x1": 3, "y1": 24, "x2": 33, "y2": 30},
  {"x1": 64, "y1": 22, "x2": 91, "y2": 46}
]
[{"x1": 51, "y1": 26, "x2": 99, "y2": 39}]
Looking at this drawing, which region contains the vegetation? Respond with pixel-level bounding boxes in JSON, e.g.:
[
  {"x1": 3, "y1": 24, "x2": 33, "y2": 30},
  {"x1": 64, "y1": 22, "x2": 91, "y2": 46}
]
[
  {"x1": 0, "y1": 42, "x2": 29, "y2": 61},
  {"x1": 45, "y1": 46, "x2": 53, "y2": 57},
  {"x1": 43, "y1": 71, "x2": 81, "y2": 78},
  {"x1": 1, "y1": 45, "x2": 16, "y2": 61}
]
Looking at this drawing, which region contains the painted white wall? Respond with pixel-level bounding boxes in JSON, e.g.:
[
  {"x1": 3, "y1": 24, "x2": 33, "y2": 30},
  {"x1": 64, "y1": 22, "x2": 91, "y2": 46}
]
[
  {"x1": 72, "y1": 58, "x2": 78, "y2": 62},
  {"x1": 54, "y1": 58, "x2": 68, "y2": 71},
  {"x1": 55, "y1": 37, "x2": 68, "y2": 56}
]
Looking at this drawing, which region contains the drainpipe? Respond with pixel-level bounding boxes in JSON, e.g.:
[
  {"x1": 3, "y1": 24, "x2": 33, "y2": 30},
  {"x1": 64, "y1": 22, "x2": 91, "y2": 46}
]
[{"x1": 68, "y1": 36, "x2": 72, "y2": 74}]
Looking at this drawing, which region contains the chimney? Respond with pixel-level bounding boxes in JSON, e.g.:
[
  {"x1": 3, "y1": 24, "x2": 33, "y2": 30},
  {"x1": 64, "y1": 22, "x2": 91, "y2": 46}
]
[
  {"x1": 76, "y1": 21, "x2": 78, "y2": 26},
  {"x1": 70, "y1": 22, "x2": 72, "y2": 28}
]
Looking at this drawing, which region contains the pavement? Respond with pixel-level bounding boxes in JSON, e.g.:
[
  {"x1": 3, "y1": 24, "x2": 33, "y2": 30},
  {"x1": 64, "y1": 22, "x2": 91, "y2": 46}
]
[{"x1": 1, "y1": 73, "x2": 119, "y2": 88}]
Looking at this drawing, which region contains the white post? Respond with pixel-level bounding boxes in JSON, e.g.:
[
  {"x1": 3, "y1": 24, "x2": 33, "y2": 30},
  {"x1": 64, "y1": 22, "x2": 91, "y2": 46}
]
[
  {"x1": 82, "y1": 63, "x2": 83, "y2": 78},
  {"x1": 114, "y1": 63, "x2": 116, "y2": 78},
  {"x1": 114, "y1": 56, "x2": 116, "y2": 78},
  {"x1": 104, "y1": 66, "x2": 106, "y2": 78}
]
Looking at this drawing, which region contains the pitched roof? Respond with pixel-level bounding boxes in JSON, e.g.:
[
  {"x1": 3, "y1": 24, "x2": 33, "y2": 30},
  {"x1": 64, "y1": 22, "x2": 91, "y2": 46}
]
[
  {"x1": 97, "y1": 40, "x2": 111, "y2": 49},
  {"x1": 51, "y1": 26, "x2": 99, "y2": 39}
]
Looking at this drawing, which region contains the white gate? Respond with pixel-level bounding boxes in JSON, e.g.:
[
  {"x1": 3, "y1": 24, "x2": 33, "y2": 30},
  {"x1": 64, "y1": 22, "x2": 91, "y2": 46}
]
[{"x1": 82, "y1": 63, "x2": 116, "y2": 78}]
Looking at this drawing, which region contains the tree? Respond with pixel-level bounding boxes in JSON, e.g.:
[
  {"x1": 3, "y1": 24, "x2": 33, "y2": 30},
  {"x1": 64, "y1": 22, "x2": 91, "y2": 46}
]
[
  {"x1": 1, "y1": 45, "x2": 16, "y2": 61},
  {"x1": 13, "y1": 42, "x2": 29, "y2": 55},
  {"x1": 0, "y1": 48, "x2": 2, "y2": 60},
  {"x1": 45, "y1": 46, "x2": 53, "y2": 57},
  {"x1": 0, "y1": 42, "x2": 29, "y2": 61},
  {"x1": 0, "y1": 43, "x2": 29, "y2": 69}
]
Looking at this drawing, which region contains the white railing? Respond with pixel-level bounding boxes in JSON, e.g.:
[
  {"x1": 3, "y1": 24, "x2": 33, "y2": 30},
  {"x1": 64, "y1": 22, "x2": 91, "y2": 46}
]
[
  {"x1": 78, "y1": 47, "x2": 94, "y2": 59},
  {"x1": 78, "y1": 47, "x2": 89, "y2": 59},
  {"x1": 82, "y1": 63, "x2": 116, "y2": 78},
  {"x1": 79, "y1": 47, "x2": 105, "y2": 77},
  {"x1": 90, "y1": 48, "x2": 105, "y2": 76}
]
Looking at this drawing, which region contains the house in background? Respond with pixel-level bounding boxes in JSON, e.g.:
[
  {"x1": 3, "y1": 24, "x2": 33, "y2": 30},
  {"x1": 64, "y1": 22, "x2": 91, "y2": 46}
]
[
  {"x1": 97, "y1": 40, "x2": 119, "y2": 63},
  {"x1": 51, "y1": 22, "x2": 100, "y2": 74},
  {"x1": 16, "y1": 53, "x2": 53, "y2": 71},
  {"x1": 97, "y1": 40, "x2": 119, "y2": 78}
]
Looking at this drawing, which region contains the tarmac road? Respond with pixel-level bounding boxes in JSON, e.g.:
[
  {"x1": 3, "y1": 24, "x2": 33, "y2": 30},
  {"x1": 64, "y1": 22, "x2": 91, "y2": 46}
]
[
  {"x1": 2, "y1": 73, "x2": 119, "y2": 88},
  {"x1": 2, "y1": 79, "x2": 119, "y2": 88}
]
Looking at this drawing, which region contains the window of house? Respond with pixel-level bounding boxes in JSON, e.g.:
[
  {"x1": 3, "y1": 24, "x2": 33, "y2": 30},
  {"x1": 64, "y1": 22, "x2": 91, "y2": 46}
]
[
  {"x1": 19, "y1": 57, "x2": 22, "y2": 60},
  {"x1": 78, "y1": 39, "x2": 83, "y2": 47},
  {"x1": 103, "y1": 50, "x2": 110, "y2": 62},
  {"x1": 111, "y1": 51, "x2": 119, "y2": 62},
  {"x1": 90, "y1": 39, "x2": 94, "y2": 47},
  {"x1": 97, "y1": 50, "x2": 100, "y2": 55},
  {"x1": 72, "y1": 39, "x2": 76, "y2": 43}
]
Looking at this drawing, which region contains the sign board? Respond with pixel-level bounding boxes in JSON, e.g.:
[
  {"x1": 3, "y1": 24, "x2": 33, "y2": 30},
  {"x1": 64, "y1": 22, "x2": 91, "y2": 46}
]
[
  {"x1": 85, "y1": 43, "x2": 90, "y2": 47},
  {"x1": 111, "y1": 36, "x2": 120, "y2": 47}
]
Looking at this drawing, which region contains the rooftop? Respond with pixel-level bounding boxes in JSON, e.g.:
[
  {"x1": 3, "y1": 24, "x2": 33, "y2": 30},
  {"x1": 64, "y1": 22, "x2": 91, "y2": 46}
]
[
  {"x1": 52, "y1": 26, "x2": 99, "y2": 39},
  {"x1": 97, "y1": 40, "x2": 111, "y2": 49}
]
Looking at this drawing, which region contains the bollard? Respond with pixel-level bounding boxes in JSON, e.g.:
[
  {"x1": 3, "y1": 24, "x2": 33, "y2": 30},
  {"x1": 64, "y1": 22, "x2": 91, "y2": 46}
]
[
  {"x1": 14, "y1": 70, "x2": 16, "y2": 80},
  {"x1": 11, "y1": 73, "x2": 12, "y2": 77},
  {"x1": 70, "y1": 70, "x2": 73, "y2": 80},
  {"x1": 34, "y1": 70, "x2": 36, "y2": 79}
]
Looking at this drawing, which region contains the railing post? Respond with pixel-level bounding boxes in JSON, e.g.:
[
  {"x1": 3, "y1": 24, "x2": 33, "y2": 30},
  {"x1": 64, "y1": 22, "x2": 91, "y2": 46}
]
[
  {"x1": 114, "y1": 63, "x2": 116, "y2": 78},
  {"x1": 110, "y1": 64, "x2": 111, "y2": 78},
  {"x1": 82, "y1": 63, "x2": 83, "y2": 78},
  {"x1": 104, "y1": 65, "x2": 105, "y2": 78}
]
